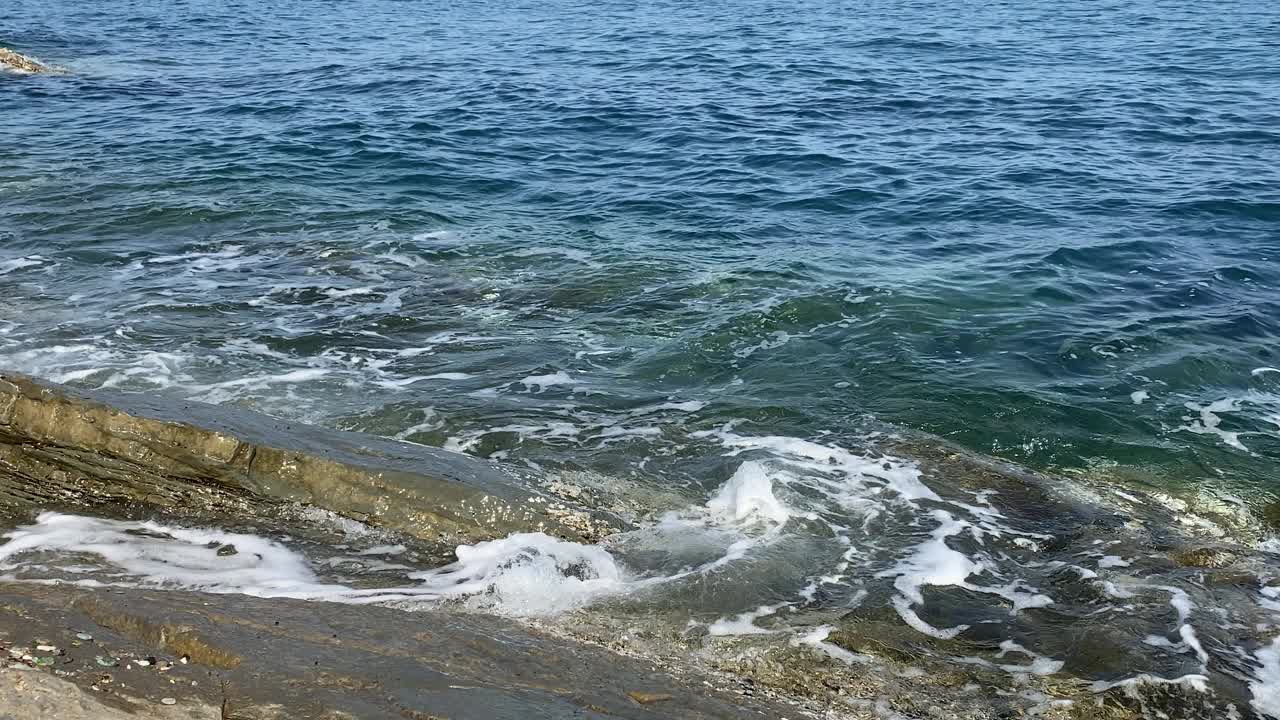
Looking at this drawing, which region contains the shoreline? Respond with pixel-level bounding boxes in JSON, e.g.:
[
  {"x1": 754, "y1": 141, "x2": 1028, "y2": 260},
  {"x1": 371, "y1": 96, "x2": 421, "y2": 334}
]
[{"x1": 1, "y1": 370, "x2": 1276, "y2": 719}]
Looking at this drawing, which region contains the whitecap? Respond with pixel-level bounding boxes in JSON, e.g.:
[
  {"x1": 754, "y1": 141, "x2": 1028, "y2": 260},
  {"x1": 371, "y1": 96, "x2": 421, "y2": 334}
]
[{"x1": 518, "y1": 371, "x2": 575, "y2": 393}]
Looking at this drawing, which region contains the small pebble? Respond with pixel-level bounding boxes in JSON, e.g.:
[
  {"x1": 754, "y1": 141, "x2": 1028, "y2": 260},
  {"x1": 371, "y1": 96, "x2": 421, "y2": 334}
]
[
  {"x1": 179, "y1": 656, "x2": 188, "y2": 664},
  {"x1": 75, "y1": 633, "x2": 93, "y2": 642},
  {"x1": 35, "y1": 645, "x2": 57, "y2": 652},
  {"x1": 160, "y1": 698, "x2": 177, "y2": 706},
  {"x1": 137, "y1": 659, "x2": 152, "y2": 666},
  {"x1": 96, "y1": 655, "x2": 119, "y2": 667},
  {"x1": 34, "y1": 657, "x2": 54, "y2": 667}
]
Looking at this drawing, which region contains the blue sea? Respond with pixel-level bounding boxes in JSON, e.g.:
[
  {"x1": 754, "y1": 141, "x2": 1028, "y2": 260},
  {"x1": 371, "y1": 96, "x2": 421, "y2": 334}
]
[{"x1": 4, "y1": 0, "x2": 1280, "y2": 716}]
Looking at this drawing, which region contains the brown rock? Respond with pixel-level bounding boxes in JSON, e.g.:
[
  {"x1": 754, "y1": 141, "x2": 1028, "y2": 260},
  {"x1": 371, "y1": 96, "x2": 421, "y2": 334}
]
[
  {"x1": 1167, "y1": 546, "x2": 1239, "y2": 569},
  {"x1": 0, "y1": 372, "x2": 619, "y2": 548},
  {"x1": 626, "y1": 691, "x2": 674, "y2": 705},
  {"x1": 0, "y1": 47, "x2": 51, "y2": 73}
]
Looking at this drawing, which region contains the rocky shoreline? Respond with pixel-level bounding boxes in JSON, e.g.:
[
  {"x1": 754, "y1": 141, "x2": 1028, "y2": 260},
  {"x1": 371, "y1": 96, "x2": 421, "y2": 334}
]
[
  {"x1": 0, "y1": 582, "x2": 808, "y2": 720},
  {"x1": 0, "y1": 372, "x2": 811, "y2": 719},
  {"x1": 2, "y1": 372, "x2": 1277, "y2": 719}
]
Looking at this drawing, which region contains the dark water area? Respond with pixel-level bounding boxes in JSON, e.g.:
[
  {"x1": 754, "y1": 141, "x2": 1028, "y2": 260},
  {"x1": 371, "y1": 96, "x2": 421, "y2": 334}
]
[{"x1": 4, "y1": 1, "x2": 1280, "y2": 716}]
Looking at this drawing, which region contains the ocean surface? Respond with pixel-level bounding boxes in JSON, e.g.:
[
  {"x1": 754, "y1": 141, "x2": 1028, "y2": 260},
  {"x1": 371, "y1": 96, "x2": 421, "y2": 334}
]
[{"x1": 4, "y1": 0, "x2": 1280, "y2": 716}]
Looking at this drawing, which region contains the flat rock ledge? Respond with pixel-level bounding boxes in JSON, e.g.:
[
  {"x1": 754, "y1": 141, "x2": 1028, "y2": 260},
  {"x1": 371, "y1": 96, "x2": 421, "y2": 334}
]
[
  {"x1": 0, "y1": 582, "x2": 801, "y2": 720},
  {"x1": 0, "y1": 372, "x2": 617, "y2": 548}
]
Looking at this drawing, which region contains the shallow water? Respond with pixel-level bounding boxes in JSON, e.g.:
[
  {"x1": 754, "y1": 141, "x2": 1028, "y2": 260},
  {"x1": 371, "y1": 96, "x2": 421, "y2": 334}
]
[{"x1": 4, "y1": 0, "x2": 1280, "y2": 716}]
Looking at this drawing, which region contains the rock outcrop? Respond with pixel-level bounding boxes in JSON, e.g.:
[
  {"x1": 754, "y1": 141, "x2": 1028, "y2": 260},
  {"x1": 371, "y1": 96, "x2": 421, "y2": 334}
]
[
  {"x1": 0, "y1": 47, "x2": 52, "y2": 73},
  {"x1": 0, "y1": 372, "x2": 616, "y2": 549}
]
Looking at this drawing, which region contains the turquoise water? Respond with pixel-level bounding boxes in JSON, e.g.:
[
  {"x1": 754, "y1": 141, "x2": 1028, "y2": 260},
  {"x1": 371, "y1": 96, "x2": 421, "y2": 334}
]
[
  {"x1": 4, "y1": 0, "x2": 1279, "y2": 498},
  {"x1": 5, "y1": 2, "x2": 1280, "y2": 714}
]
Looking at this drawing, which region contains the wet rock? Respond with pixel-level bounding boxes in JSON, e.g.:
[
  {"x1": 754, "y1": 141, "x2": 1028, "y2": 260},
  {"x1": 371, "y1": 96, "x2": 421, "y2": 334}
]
[
  {"x1": 0, "y1": 47, "x2": 51, "y2": 73},
  {"x1": 0, "y1": 372, "x2": 619, "y2": 548},
  {"x1": 1261, "y1": 500, "x2": 1280, "y2": 531},
  {"x1": 1203, "y1": 571, "x2": 1260, "y2": 587},
  {"x1": 1079, "y1": 676, "x2": 1223, "y2": 720},
  {"x1": 0, "y1": 668, "x2": 220, "y2": 719},
  {"x1": 0, "y1": 582, "x2": 798, "y2": 720},
  {"x1": 75, "y1": 598, "x2": 241, "y2": 669},
  {"x1": 1167, "y1": 546, "x2": 1240, "y2": 569},
  {"x1": 1045, "y1": 567, "x2": 1110, "y2": 605},
  {"x1": 216, "y1": 543, "x2": 238, "y2": 557},
  {"x1": 825, "y1": 620, "x2": 924, "y2": 665}
]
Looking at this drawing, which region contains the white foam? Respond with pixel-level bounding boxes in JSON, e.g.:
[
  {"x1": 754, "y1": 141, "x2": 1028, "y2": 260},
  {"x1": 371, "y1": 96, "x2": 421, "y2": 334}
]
[
  {"x1": 628, "y1": 400, "x2": 706, "y2": 416},
  {"x1": 1252, "y1": 636, "x2": 1280, "y2": 719},
  {"x1": 733, "y1": 331, "x2": 794, "y2": 359},
  {"x1": 1090, "y1": 673, "x2": 1209, "y2": 694},
  {"x1": 519, "y1": 371, "x2": 575, "y2": 393},
  {"x1": 185, "y1": 368, "x2": 330, "y2": 403},
  {"x1": 705, "y1": 461, "x2": 792, "y2": 526},
  {"x1": 0, "y1": 256, "x2": 45, "y2": 275},
  {"x1": 958, "y1": 641, "x2": 1064, "y2": 677},
  {"x1": 148, "y1": 245, "x2": 244, "y2": 265},
  {"x1": 1181, "y1": 399, "x2": 1248, "y2": 451},
  {"x1": 1131, "y1": 390, "x2": 1149, "y2": 405},
  {"x1": 222, "y1": 339, "x2": 292, "y2": 361},
  {"x1": 878, "y1": 510, "x2": 979, "y2": 638},
  {"x1": 708, "y1": 603, "x2": 785, "y2": 636},
  {"x1": 0, "y1": 512, "x2": 343, "y2": 597},
  {"x1": 591, "y1": 425, "x2": 662, "y2": 443},
  {"x1": 0, "y1": 513, "x2": 628, "y2": 617},
  {"x1": 994, "y1": 640, "x2": 1064, "y2": 675},
  {"x1": 792, "y1": 625, "x2": 872, "y2": 664},
  {"x1": 394, "y1": 409, "x2": 442, "y2": 443},
  {"x1": 444, "y1": 421, "x2": 582, "y2": 452},
  {"x1": 322, "y1": 287, "x2": 377, "y2": 299},
  {"x1": 409, "y1": 532, "x2": 627, "y2": 615},
  {"x1": 694, "y1": 428, "x2": 940, "y2": 503}
]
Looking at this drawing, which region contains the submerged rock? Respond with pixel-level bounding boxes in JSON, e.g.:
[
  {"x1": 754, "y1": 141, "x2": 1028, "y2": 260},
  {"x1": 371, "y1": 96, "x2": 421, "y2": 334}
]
[{"x1": 1261, "y1": 499, "x2": 1280, "y2": 531}]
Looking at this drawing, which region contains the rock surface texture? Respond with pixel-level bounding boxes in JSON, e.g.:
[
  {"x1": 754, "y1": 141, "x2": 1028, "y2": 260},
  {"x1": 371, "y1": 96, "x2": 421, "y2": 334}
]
[
  {"x1": 0, "y1": 47, "x2": 52, "y2": 73},
  {"x1": 0, "y1": 583, "x2": 799, "y2": 720},
  {"x1": 0, "y1": 372, "x2": 614, "y2": 550}
]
